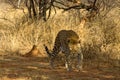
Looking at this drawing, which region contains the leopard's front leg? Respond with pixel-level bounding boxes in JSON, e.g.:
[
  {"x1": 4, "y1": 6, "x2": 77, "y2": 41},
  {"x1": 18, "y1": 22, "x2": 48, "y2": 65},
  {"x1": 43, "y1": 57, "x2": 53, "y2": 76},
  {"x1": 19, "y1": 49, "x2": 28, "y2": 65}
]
[
  {"x1": 77, "y1": 53, "x2": 83, "y2": 71},
  {"x1": 65, "y1": 54, "x2": 72, "y2": 71}
]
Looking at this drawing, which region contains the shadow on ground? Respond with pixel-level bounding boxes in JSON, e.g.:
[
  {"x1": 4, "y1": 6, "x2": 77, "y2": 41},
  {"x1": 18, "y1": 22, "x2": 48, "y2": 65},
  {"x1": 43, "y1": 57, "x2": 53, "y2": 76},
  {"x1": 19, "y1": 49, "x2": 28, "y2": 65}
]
[{"x1": 0, "y1": 55, "x2": 119, "y2": 80}]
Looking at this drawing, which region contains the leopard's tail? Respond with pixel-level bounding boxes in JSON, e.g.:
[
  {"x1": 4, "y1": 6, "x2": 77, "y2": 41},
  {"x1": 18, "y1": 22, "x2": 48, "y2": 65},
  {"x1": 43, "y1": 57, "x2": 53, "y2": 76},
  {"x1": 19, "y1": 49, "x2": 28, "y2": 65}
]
[{"x1": 43, "y1": 44, "x2": 51, "y2": 56}]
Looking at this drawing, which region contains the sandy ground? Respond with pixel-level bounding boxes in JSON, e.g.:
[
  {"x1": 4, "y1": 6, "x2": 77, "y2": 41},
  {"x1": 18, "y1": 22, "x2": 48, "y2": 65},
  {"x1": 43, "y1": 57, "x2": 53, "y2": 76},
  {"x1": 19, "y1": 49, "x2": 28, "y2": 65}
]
[{"x1": 0, "y1": 55, "x2": 119, "y2": 80}]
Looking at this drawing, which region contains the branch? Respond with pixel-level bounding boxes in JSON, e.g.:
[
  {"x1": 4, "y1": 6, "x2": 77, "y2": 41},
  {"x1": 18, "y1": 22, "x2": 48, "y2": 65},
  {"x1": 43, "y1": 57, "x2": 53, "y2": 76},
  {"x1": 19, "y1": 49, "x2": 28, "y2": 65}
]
[
  {"x1": 8, "y1": 0, "x2": 18, "y2": 8},
  {"x1": 54, "y1": 3, "x2": 93, "y2": 12}
]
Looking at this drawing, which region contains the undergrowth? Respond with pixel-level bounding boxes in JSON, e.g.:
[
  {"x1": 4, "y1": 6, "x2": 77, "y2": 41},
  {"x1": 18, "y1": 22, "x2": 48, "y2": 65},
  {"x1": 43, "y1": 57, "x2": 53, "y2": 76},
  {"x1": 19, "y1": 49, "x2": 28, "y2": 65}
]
[{"x1": 0, "y1": 7, "x2": 119, "y2": 67}]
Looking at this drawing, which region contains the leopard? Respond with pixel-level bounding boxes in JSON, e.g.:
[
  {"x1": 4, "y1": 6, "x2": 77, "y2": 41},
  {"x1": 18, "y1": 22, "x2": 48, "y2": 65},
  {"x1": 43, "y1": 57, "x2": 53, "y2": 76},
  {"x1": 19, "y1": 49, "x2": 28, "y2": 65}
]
[{"x1": 44, "y1": 30, "x2": 83, "y2": 71}]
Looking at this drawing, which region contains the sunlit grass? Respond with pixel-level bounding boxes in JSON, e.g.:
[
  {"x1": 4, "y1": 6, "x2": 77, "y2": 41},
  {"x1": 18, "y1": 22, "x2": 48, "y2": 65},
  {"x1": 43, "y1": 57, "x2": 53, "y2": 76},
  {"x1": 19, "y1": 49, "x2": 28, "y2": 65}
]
[{"x1": 0, "y1": 3, "x2": 119, "y2": 66}]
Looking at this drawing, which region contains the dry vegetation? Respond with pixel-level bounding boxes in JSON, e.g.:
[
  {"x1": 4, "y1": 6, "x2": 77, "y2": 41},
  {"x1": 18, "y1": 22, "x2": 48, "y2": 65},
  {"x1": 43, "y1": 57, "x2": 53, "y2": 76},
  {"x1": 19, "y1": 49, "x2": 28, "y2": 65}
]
[{"x1": 0, "y1": 1, "x2": 120, "y2": 80}]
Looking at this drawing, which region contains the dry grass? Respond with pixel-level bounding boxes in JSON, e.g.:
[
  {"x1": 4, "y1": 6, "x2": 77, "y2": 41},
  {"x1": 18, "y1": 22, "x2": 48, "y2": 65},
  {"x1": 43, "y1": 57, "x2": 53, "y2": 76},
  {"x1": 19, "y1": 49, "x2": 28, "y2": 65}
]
[
  {"x1": 0, "y1": 2, "x2": 119, "y2": 80},
  {"x1": 0, "y1": 5, "x2": 120, "y2": 59},
  {"x1": 0, "y1": 2, "x2": 120, "y2": 80}
]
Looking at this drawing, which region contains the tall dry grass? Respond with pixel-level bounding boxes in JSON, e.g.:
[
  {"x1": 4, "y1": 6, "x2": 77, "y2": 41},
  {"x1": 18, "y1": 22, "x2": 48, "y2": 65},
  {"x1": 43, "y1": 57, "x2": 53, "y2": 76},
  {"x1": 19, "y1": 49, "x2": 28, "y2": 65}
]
[{"x1": 0, "y1": 6, "x2": 120, "y2": 67}]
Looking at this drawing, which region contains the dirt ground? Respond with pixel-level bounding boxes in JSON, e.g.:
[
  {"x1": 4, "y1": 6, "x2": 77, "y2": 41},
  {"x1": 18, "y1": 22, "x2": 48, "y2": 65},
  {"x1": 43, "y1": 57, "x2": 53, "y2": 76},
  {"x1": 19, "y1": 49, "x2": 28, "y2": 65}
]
[{"x1": 0, "y1": 55, "x2": 119, "y2": 80}]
